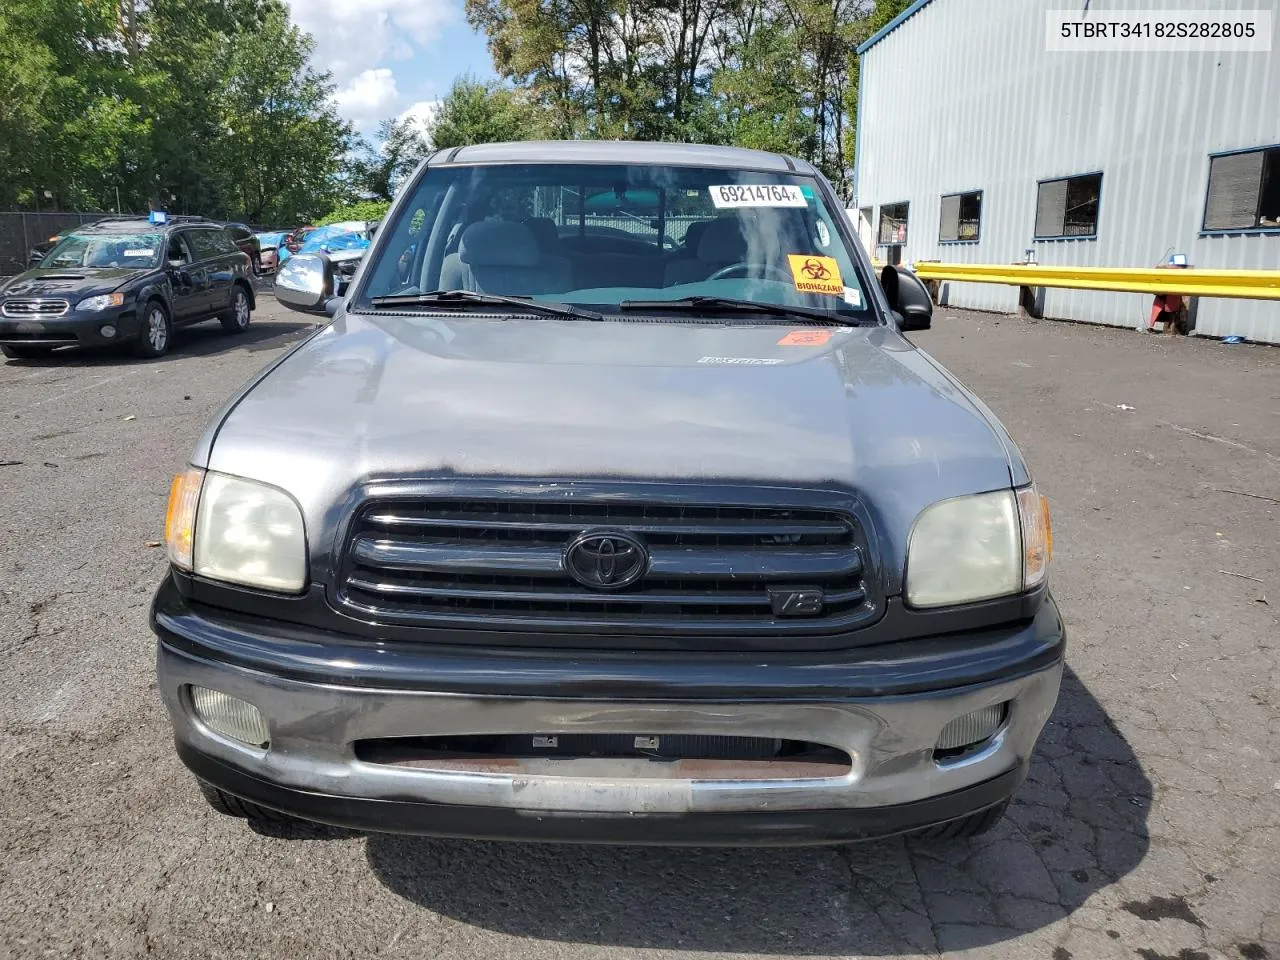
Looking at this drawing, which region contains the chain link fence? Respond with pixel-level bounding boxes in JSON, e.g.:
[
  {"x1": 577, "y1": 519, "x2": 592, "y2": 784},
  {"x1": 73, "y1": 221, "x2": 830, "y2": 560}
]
[{"x1": 0, "y1": 212, "x2": 142, "y2": 278}]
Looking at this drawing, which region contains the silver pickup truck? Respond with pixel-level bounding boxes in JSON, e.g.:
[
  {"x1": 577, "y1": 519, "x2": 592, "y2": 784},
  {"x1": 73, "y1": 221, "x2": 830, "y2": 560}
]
[{"x1": 153, "y1": 140, "x2": 1062, "y2": 845}]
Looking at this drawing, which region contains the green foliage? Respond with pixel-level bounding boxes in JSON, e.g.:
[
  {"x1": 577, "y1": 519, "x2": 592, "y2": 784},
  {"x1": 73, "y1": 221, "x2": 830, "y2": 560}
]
[
  {"x1": 461, "y1": 0, "x2": 903, "y2": 196},
  {"x1": 0, "y1": 0, "x2": 354, "y2": 221},
  {"x1": 0, "y1": 0, "x2": 914, "y2": 218},
  {"x1": 318, "y1": 200, "x2": 392, "y2": 226},
  {"x1": 348, "y1": 119, "x2": 432, "y2": 202},
  {"x1": 426, "y1": 75, "x2": 546, "y2": 150}
]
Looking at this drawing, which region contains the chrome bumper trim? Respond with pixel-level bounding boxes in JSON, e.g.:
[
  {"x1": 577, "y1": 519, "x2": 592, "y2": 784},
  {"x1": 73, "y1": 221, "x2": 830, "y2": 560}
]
[{"x1": 159, "y1": 641, "x2": 1061, "y2": 815}]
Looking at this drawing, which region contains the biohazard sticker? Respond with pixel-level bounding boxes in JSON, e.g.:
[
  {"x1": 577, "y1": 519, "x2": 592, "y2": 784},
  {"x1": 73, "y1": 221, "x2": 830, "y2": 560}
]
[
  {"x1": 777, "y1": 330, "x2": 833, "y2": 347},
  {"x1": 787, "y1": 255, "x2": 844, "y2": 296}
]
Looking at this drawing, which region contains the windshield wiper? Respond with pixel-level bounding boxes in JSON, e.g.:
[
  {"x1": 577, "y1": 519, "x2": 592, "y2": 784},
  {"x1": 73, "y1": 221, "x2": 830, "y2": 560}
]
[
  {"x1": 617, "y1": 296, "x2": 872, "y2": 325},
  {"x1": 369, "y1": 289, "x2": 603, "y2": 321}
]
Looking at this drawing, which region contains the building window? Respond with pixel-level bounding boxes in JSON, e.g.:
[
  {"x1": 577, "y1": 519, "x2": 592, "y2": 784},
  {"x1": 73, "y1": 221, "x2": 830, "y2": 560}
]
[
  {"x1": 1203, "y1": 146, "x2": 1280, "y2": 231},
  {"x1": 1035, "y1": 173, "x2": 1102, "y2": 239},
  {"x1": 878, "y1": 202, "x2": 909, "y2": 245},
  {"x1": 939, "y1": 191, "x2": 982, "y2": 242}
]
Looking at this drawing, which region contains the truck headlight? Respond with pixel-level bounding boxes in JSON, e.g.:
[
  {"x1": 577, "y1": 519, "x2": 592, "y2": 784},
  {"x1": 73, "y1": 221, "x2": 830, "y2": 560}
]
[
  {"x1": 906, "y1": 487, "x2": 1051, "y2": 608},
  {"x1": 165, "y1": 468, "x2": 307, "y2": 593},
  {"x1": 77, "y1": 293, "x2": 125, "y2": 311}
]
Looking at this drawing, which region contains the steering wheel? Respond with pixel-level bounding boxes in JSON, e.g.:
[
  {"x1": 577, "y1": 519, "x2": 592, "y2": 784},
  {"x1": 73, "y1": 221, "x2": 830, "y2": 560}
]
[{"x1": 706, "y1": 262, "x2": 794, "y2": 283}]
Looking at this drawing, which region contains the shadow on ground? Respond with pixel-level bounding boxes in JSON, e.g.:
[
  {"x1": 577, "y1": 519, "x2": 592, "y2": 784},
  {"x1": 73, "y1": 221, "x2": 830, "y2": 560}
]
[
  {"x1": 1, "y1": 318, "x2": 316, "y2": 368},
  {"x1": 363, "y1": 667, "x2": 1150, "y2": 955}
]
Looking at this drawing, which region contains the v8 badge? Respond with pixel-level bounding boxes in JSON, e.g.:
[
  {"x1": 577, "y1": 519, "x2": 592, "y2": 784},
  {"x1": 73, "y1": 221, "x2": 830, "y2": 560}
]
[{"x1": 767, "y1": 586, "x2": 825, "y2": 617}]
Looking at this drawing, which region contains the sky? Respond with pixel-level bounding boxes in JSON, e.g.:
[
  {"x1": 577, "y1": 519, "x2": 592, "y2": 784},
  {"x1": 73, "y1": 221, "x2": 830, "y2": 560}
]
[{"x1": 282, "y1": 0, "x2": 497, "y2": 138}]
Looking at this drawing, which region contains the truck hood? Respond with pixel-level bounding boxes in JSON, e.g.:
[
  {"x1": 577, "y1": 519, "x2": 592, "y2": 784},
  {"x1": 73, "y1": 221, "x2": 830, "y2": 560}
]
[{"x1": 204, "y1": 312, "x2": 1023, "y2": 583}]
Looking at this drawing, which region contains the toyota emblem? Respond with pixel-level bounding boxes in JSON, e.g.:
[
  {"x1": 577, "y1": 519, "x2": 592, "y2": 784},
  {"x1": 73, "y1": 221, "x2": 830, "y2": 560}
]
[{"x1": 564, "y1": 531, "x2": 648, "y2": 590}]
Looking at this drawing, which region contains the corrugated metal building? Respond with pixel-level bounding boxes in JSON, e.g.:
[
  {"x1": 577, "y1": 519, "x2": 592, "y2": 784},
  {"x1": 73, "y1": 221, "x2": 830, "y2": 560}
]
[{"x1": 853, "y1": 0, "x2": 1280, "y2": 343}]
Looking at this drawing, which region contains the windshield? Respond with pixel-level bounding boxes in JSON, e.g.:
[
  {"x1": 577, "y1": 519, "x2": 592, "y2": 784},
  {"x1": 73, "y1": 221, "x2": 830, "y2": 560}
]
[
  {"x1": 44, "y1": 232, "x2": 163, "y2": 269},
  {"x1": 355, "y1": 163, "x2": 871, "y2": 320}
]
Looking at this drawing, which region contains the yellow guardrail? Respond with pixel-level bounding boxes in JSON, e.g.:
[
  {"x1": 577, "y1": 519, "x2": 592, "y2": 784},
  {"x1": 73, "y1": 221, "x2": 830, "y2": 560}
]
[{"x1": 908, "y1": 262, "x2": 1280, "y2": 301}]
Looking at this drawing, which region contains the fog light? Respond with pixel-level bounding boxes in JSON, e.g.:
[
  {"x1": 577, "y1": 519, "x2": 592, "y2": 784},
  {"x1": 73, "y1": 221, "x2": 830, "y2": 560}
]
[
  {"x1": 99, "y1": 325, "x2": 117, "y2": 338},
  {"x1": 936, "y1": 703, "x2": 1006, "y2": 752},
  {"x1": 190, "y1": 687, "x2": 269, "y2": 746}
]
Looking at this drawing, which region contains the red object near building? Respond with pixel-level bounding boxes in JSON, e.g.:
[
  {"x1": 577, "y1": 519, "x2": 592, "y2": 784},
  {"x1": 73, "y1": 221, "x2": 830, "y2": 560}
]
[{"x1": 1148, "y1": 261, "x2": 1190, "y2": 334}]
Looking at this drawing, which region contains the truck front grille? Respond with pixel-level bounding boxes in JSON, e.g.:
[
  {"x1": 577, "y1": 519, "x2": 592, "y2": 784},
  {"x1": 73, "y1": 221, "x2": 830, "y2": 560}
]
[{"x1": 336, "y1": 494, "x2": 879, "y2": 636}]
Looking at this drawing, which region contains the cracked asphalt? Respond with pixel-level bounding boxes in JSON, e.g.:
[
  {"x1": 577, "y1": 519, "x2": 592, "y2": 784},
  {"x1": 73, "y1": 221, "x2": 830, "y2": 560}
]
[{"x1": 0, "y1": 298, "x2": 1276, "y2": 960}]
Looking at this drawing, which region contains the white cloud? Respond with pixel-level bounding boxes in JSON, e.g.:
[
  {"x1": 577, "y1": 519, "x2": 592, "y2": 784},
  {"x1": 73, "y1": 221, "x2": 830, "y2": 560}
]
[
  {"x1": 333, "y1": 68, "x2": 401, "y2": 130},
  {"x1": 398, "y1": 100, "x2": 440, "y2": 138},
  {"x1": 284, "y1": 0, "x2": 457, "y2": 85}
]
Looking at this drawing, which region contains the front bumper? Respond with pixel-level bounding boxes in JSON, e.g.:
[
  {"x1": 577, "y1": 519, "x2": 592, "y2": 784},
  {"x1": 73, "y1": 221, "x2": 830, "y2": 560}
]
[
  {"x1": 154, "y1": 580, "x2": 1065, "y2": 844},
  {"x1": 0, "y1": 308, "x2": 139, "y2": 348}
]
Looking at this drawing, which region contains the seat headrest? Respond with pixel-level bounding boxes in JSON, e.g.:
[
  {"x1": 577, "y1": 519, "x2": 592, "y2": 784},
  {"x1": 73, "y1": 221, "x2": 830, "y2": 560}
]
[
  {"x1": 459, "y1": 220, "x2": 540, "y2": 268},
  {"x1": 696, "y1": 218, "x2": 747, "y2": 263},
  {"x1": 682, "y1": 220, "x2": 710, "y2": 249},
  {"x1": 523, "y1": 217, "x2": 560, "y2": 251}
]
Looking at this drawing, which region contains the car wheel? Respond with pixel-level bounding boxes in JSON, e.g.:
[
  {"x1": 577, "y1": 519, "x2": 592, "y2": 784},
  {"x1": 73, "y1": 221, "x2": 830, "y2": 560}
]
[
  {"x1": 910, "y1": 800, "x2": 1008, "y2": 840},
  {"x1": 134, "y1": 300, "x2": 172, "y2": 358},
  {"x1": 196, "y1": 779, "x2": 299, "y2": 824},
  {"x1": 1, "y1": 343, "x2": 54, "y2": 360},
  {"x1": 220, "y1": 285, "x2": 252, "y2": 333},
  {"x1": 251, "y1": 253, "x2": 261, "y2": 276}
]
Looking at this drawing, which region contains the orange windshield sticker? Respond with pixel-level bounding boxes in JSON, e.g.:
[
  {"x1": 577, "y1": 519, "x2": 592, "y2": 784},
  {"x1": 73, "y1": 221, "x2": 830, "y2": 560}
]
[
  {"x1": 787, "y1": 255, "x2": 844, "y2": 296},
  {"x1": 777, "y1": 329, "x2": 833, "y2": 346}
]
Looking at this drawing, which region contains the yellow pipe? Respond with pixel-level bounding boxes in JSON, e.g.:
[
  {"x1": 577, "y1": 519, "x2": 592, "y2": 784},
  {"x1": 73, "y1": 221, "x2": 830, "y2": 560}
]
[{"x1": 909, "y1": 262, "x2": 1280, "y2": 301}]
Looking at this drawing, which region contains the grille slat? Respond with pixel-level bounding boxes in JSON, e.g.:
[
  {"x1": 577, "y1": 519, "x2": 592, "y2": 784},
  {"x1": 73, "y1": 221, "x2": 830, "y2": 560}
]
[
  {"x1": 365, "y1": 512, "x2": 850, "y2": 541},
  {"x1": 347, "y1": 575, "x2": 867, "y2": 608},
  {"x1": 338, "y1": 496, "x2": 877, "y2": 637},
  {"x1": 351, "y1": 536, "x2": 861, "y2": 581}
]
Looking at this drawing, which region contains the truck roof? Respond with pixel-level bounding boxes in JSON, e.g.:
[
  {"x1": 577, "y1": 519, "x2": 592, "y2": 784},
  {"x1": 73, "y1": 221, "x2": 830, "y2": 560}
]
[{"x1": 435, "y1": 140, "x2": 818, "y2": 176}]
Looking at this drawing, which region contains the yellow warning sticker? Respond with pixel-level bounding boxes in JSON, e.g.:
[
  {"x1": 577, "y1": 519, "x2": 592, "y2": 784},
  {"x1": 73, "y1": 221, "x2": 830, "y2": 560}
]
[{"x1": 787, "y1": 255, "x2": 844, "y2": 296}]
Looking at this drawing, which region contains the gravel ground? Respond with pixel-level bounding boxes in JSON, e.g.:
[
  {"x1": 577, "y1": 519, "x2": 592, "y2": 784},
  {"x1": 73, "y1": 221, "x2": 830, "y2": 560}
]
[{"x1": 0, "y1": 299, "x2": 1276, "y2": 960}]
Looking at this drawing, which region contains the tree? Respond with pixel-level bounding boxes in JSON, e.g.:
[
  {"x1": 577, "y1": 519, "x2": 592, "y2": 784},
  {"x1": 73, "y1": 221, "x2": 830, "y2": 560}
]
[
  {"x1": 464, "y1": 0, "x2": 890, "y2": 190},
  {"x1": 426, "y1": 75, "x2": 544, "y2": 149},
  {"x1": 0, "y1": 0, "x2": 356, "y2": 222},
  {"x1": 216, "y1": 2, "x2": 354, "y2": 222},
  {"x1": 318, "y1": 199, "x2": 391, "y2": 225},
  {"x1": 349, "y1": 118, "x2": 431, "y2": 202}
]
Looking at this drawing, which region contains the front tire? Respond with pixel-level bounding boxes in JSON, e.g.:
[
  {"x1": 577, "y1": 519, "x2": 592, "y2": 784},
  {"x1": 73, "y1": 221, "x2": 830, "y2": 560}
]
[
  {"x1": 911, "y1": 800, "x2": 1008, "y2": 840},
  {"x1": 1, "y1": 343, "x2": 54, "y2": 360},
  {"x1": 196, "y1": 779, "x2": 298, "y2": 824},
  {"x1": 220, "y1": 285, "x2": 252, "y2": 333},
  {"x1": 134, "y1": 300, "x2": 172, "y2": 358}
]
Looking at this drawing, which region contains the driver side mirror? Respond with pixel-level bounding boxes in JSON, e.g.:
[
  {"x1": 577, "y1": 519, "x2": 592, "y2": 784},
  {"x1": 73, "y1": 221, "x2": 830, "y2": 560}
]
[
  {"x1": 879, "y1": 265, "x2": 933, "y2": 331},
  {"x1": 276, "y1": 253, "x2": 336, "y2": 314}
]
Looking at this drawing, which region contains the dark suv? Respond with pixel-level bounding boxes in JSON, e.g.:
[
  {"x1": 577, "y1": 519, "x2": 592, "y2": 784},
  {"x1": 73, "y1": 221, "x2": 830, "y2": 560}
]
[
  {"x1": 155, "y1": 141, "x2": 1063, "y2": 845},
  {"x1": 0, "y1": 217, "x2": 255, "y2": 360},
  {"x1": 221, "y1": 222, "x2": 262, "y2": 275}
]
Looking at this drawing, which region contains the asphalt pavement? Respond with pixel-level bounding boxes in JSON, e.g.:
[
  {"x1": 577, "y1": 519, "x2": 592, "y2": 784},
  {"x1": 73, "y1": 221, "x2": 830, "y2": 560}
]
[{"x1": 0, "y1": 297, "x2": 1276, "y2": 960}]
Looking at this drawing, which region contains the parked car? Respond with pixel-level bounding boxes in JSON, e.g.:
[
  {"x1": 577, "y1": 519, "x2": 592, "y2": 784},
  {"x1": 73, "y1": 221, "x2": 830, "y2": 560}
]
[
  {"x1": 282, "y1": 221, "x2": 374, "y2": 296},
  {"x1": 293, "y1": 221, "x2": 372, "y2": 255},
  {"x1": 27, "y1": 234, "x2": 64, "y2": 268},
  {"x1": 253, "y1": 231, "x2": 289, "y2": 274},
  {"x1": 283, "y1": 225, "x2": 317, "y2": 255},
  {"x1": 156, "y1": 140, "x2": 1062, "y2": 845},
  {"x1": 0, "y1": 215, "x2": 255, "y2": 360},
  {"x1": 221, "y1": 222, "x2": 261, "y2": 275}
]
